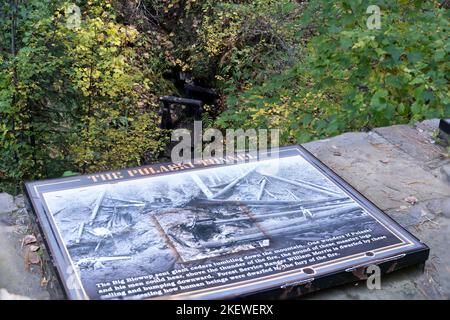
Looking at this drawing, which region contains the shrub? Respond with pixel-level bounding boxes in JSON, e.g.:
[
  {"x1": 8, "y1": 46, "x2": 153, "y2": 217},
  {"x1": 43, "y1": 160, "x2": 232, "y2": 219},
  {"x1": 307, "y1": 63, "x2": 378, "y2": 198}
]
[{"x1": 215, "y1": 0, "x2": 449, "y2": 143}]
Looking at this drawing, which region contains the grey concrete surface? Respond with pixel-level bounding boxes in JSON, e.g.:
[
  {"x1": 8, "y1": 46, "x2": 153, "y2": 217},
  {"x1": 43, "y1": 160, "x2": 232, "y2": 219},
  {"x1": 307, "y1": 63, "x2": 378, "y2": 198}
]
[
  {"x1": 304, "y1": 119, "x2": 450, "y2": 299},
  {"x1": 0, "y1": 119, "x2": 448, "y2": 299}
]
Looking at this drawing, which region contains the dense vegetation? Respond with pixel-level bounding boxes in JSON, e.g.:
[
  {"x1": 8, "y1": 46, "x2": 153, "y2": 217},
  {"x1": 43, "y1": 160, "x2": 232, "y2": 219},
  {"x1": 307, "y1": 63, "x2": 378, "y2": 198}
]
[{"x1": 1, "y1": 0, "x2": 449, "y2": 192}]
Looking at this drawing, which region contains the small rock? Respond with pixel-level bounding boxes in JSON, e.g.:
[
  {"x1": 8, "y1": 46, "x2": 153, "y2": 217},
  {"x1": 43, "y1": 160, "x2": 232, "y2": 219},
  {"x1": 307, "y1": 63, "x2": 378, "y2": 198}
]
[
  {"x1": 0, "y1": 193, "x2": 18, "y2": 214},
  {"x1": 23, "y1": 234, "x2": 37, "y2": 245},
  {"x1": 404, "y1": 196, "x2": 418, "y2": 205}
]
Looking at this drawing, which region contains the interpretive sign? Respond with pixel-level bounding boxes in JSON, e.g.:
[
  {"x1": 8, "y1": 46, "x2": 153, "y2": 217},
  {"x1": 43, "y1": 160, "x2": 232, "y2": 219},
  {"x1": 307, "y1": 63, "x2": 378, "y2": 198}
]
[{"x1": 25, "y1": 146, "x2": 429, "y2": 299}]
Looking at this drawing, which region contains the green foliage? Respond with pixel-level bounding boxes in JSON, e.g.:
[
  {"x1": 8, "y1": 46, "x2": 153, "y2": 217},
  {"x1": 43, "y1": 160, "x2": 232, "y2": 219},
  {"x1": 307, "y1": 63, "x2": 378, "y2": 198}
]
[
  {"x1": 183, "y1": 0, "x2": 305, "y2": 86},
  {"x1": 0, "y1": 0, "x2": 69, "y2": 187},
  {"x1": 214, "y1": 0, "x2": 449, "y2": 143},
  {"x1": 61, "y1": 1, "x2": 165, "y2": 172},
  {"x1": 0, "y1": 0, "x2": 170, "y2": 189},
  {"x1": 62, "y1": 170, "x2": 79, "y2": 177}
]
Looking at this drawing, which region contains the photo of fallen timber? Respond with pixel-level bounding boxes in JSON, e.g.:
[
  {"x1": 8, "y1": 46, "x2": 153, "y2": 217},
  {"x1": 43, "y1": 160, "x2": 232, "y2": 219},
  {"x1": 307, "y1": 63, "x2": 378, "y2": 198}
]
[
  {"x1": 154, "y1": 165, "x2": 374, "y2": 261},
  {"x1": 33, "y1": 152, "x2": 409, "y2": 299},
  {"x1": 157, "y1": 190, "x2": 373, "y2": 258}
]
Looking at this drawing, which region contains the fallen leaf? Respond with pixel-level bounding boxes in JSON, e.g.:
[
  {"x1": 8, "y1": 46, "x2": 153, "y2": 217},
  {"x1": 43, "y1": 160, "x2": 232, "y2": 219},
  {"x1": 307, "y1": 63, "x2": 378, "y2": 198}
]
[
  {"x1": 40, "y1": 277, "x2": 49, "y2": 287},
  {"x1": 28, "y1": 251, "x2": 40, "y2": 264},
  {"x1": 23, "y1": 234, "x2": 37, "y2": 245},
  {"x1": 404, "y1": 196, "x2": 418, "y2": 205},
  {"x1": 29, "y1": 245, "x2": 40, "y2": 252}
]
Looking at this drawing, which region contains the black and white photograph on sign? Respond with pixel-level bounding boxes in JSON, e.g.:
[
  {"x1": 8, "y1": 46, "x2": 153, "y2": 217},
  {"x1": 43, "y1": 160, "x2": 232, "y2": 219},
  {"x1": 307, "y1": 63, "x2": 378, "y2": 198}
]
[{"x1": 39, "y1": 153, "x2": 407, "y2": 299}]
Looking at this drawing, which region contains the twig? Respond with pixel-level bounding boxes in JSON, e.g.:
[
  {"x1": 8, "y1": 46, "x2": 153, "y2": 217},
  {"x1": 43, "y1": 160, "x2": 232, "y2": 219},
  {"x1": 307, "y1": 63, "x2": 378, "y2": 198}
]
[{"x1": 425, "y1": 216, "x2": 439, "y2": 226}]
